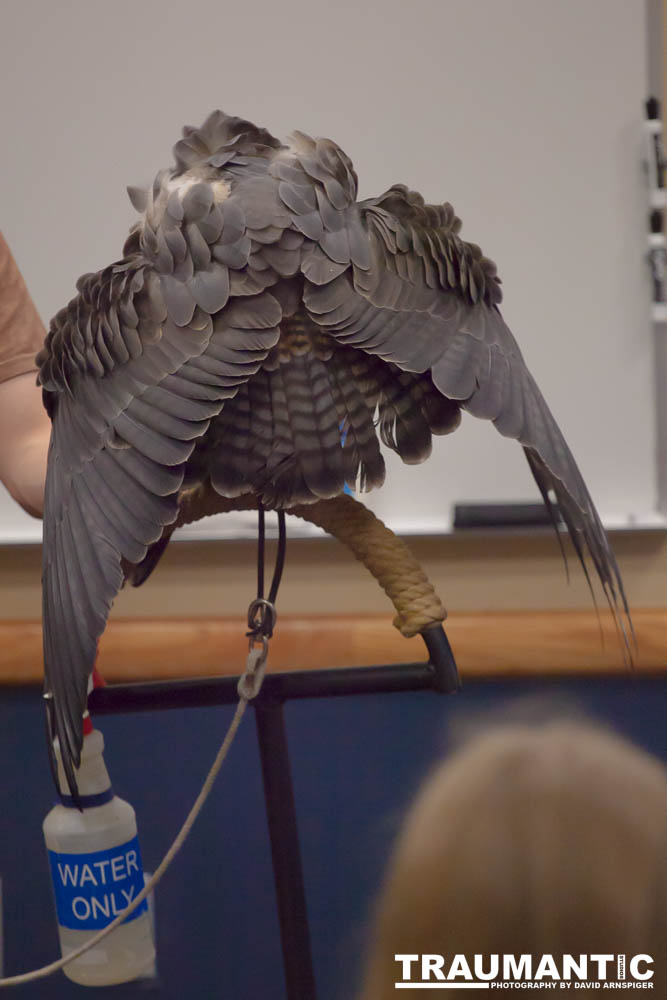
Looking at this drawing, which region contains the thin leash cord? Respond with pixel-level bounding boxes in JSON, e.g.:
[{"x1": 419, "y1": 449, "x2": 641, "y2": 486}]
[
  {"x1": 246, "y1": 508, "x2": 286, "y2": 644},
  {"x1": 257, "y1": 505, "x2": 286, "y2": 606},
  {"x1": 255, "y1": 505, "x2": 286, "y2": 605},
  {"x1": 257, "y1": 504, "x2": 265, "y2": 599},
  {"x1": 0, "y1": 509, "x2": 287, "y2": 988},
  {"x1": 269, "y1": 510, "x2": 286, "y2": 605}
]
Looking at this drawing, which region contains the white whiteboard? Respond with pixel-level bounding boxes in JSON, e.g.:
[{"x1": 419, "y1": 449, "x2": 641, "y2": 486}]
[{"x1": 0, "y1": 0, "x2": 659, "y2": 543}]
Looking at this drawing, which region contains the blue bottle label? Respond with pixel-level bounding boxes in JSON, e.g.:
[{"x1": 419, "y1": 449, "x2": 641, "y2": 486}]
[{"x1": 48, "y1": 835, "x2": 148, "y2": 930}]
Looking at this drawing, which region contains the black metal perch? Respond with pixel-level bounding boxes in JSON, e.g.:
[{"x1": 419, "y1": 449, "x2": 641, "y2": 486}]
[{"x1": 89, "y1": 624, "x2": 459, "y2": 1000}]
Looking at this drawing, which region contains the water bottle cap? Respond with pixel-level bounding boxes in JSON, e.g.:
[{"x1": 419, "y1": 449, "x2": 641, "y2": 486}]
[{"x1": 54, "y1": 728, "x2": 111, "y2": 802}]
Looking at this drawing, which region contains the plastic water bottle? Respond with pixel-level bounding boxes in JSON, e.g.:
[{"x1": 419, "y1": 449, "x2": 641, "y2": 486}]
[{"x1": 42, "y1": 722, "x2": 156, "y2": 985}]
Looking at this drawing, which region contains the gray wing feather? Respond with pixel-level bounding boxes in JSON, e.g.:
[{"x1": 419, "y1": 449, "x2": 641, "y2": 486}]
[
  {"x1": 270, "y1": 139, "x2": 630, "y2": 647},
  {"x1": 40, "y1": 116, "x2": 288, "y2": 791}
]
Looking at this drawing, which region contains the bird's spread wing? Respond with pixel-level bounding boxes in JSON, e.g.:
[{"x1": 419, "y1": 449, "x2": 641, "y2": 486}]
[
  {"x1": 270, "y1": 134, "x2": 631, "y2": 647},
  {"x1": 39, "y1": 113, "x2": 288, "y2": 792},
  {"x1": 42, "y1": 113, "x2": 633, "y2": 792}
]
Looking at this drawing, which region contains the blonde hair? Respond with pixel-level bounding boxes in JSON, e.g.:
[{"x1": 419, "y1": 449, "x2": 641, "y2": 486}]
[{"x1": 360, "y1": 721, "x2": 667, "y2": 997}]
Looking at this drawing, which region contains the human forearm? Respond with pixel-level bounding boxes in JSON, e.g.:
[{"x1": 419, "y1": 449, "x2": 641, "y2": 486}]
[
  {"x1": 0, "y1": 370, "x2": 51, "y2": 517},
  {"x1": 0, "y1": 233, "x2": 50, "y2": 517}
]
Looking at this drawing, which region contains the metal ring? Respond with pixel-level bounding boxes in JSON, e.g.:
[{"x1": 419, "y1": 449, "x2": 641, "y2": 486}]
[{"x1": 247, "y1": 598, "x2": 277, "y2": 636}]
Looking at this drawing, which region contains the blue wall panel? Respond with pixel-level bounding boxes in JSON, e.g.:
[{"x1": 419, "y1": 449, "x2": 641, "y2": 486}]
[{"x1": 1, "y1": 676, "x2": 666, "y2": 998}]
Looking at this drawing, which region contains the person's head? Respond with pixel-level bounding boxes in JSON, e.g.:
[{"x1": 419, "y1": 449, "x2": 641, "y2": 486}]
[{"x1": 360, "y1": 720, "x2": 667, "y2": 997}]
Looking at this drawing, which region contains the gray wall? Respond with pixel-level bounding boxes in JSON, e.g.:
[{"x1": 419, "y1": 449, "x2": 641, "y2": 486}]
[{"x1": 0, "y1": 0, "x2": 656, "y2": 540}]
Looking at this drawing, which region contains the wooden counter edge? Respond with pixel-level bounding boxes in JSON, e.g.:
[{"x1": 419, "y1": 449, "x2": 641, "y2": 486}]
[{"x1": 1, "y1": 608, "x2": 665, "y2": 684}]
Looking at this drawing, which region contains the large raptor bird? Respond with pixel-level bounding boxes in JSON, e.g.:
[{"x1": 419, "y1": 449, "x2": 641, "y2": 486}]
[{"x1": 38, "y1": 111, "x2": 630, "y2": 793}]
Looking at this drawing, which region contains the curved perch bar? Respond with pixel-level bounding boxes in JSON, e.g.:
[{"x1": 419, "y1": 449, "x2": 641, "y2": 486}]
[
  {"x1": 174, "y1": 490, "x2": 447, "y2": 639},
  {"x1": 289, "y1": 496, "x2": 446, "y2": 638}
]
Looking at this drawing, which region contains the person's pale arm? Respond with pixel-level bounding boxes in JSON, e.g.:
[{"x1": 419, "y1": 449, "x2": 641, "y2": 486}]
[
  {"x1": 0, "y1": 370, "x2": 50, "y2": 517},
  {"x1": 0, "y1": 232, "x2": 51, "y2": 518}
]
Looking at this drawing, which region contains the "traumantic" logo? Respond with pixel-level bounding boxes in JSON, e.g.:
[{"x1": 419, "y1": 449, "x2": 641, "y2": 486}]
[{"x1": 394, "y1": 954, "x2": 655, "y2": 989}]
